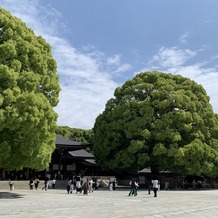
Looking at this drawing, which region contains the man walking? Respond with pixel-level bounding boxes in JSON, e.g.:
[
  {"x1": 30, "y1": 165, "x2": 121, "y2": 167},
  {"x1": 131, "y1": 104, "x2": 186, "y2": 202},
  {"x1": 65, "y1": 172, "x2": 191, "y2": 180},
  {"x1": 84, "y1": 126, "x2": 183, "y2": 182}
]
[{"x1": 152, "y1": 178, "x2": 159, "y2": 197}]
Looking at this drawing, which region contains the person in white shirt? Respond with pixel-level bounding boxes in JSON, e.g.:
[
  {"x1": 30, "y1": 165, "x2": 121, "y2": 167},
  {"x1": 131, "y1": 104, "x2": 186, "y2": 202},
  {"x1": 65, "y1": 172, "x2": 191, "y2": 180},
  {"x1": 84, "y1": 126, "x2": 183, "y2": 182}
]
[
  {"x1": 51, "y1": 179, "x2": 56, "y2": 189},
  {"x1": 152, "y1": 179, "x2": 159, "y2": 197},
  {"x1": 88, "y1": 178, "x2": 93, "y2": 193}
]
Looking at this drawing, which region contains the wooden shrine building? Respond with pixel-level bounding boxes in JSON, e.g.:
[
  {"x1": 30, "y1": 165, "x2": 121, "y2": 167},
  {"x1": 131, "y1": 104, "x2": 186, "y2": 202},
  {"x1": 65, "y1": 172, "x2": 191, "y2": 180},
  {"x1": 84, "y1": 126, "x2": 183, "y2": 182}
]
[
  {"x1": 0, "y1": 135, "x2": 99, "y2": 180},
  {"x1": 50, "y1": 135, "x2": 99, "y2": 179}
]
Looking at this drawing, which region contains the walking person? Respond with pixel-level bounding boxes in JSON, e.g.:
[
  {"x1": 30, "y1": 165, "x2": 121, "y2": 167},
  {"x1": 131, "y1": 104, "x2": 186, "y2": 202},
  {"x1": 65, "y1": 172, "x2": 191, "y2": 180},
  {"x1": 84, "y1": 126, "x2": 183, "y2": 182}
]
[
  {"x1": 42, "y1": 176, "x2": 49, "y2": 191},
  {"x1": 83, "y1": 178, "x2": 88, "y2": 195},
  {"x1": 148, "y1": 180, "x2": 152, "y2": 194},
  {"x1": 67, "y1": 179, "x2": 71, "y2": 194},
  {"x1": 129, "y1": 178, "x2": 138, "y2": 196},
  {"x1": 70, "y1": 178, "x2": 75, "y2": 193},
  {"x1": 8, "y1": 179, "x2": 14, "y2": 191},
  {"x1": 34, "y1": 177, "x2": 40, "y2": 190},
  {"x1": 76, "y1": 180, "x2": 82, "y2": 193},
  {"x1": 29, "y1": 178, "x2": 34, "y2": 190},
  {"x1": 75, "y1": 175, "x2": 82, "y2": 194},
  {"x1": 135, "y1": 179, "x2": 139, "y2": 196},
  {"x1": 112, "y1": 178, "x2": 117, "y2": 190},
  {"x1": 88, "y1": 178, "x2": 94, "y2": 193},
  {"x1": 109, "y1": 180, "x2": 113, "y2": 191},
  {"x1": 152, "y1": 178, "x2": 159, "y2": 197}
]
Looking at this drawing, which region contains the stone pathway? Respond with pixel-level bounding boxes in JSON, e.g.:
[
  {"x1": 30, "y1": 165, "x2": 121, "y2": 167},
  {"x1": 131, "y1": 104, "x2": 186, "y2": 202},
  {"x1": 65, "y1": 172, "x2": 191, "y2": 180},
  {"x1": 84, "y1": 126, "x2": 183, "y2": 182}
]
[{"x1": 0, "y1": 188, "x2": 218, "y2": 217}]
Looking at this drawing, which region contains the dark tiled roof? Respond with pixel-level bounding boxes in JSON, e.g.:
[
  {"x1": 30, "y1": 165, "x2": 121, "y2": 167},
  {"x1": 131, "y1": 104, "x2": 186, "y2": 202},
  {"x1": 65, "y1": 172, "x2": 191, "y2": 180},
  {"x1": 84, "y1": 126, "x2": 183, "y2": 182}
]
[
  {"x1": 68, "y1": 149, "x2": 94, "y2": 159},
  {"x1": 56, "y1": 135, "x2": 91, "y2": 150},
  {"x1": 84, "y1": 159, "x2": 96, "y2": 164},
  {"x1": 81, "y1": 159, "x2": 98, "y2": 166}
]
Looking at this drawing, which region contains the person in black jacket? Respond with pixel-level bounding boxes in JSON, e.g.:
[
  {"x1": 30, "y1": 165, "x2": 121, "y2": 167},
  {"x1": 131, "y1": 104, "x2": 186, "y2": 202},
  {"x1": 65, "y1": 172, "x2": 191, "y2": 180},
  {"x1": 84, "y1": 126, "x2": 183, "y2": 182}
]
[
  {"x1": 112, "y1": 178, "x2": 117, "y2": 190},
  {"x1": 29, "y1": 178, "x2": 34, "y2": 190}
]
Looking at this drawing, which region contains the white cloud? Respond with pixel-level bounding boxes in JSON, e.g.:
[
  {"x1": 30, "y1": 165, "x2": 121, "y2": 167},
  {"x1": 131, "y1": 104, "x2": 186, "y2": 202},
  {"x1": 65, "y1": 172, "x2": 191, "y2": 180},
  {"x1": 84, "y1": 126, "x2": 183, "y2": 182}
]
[
  {"x1": 113, "y1": 64, "x2": 132, "y2": 74},
  {"x1": 50, "y1": 37, "x2": 118, "y2": 129},
  {"x1": 148, "y1": 46, "x2": 218, "y2": 113},
  {"x1": 107, "y1": 54, "x2": 121, "y2": 65},
  {"x1": 83, "y1": 52, "x2": 132, "y2": 76},
  {"x1": 179, "y1": 32, "x2": 189, "y2": 44},
  {"x1": 0, "y1": 0, "x2": 127, "y2": 129},
  {"x1": 151, "y1": 47, "x2": 196, "y2": 68}
]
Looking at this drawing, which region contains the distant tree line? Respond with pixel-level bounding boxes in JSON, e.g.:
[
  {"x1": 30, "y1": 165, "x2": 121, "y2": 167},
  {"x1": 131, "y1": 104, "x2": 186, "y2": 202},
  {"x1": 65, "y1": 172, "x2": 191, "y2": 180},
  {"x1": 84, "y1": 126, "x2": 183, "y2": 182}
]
[{"x1": 56, "y1": 126, "x2": 93, "y2": 144}]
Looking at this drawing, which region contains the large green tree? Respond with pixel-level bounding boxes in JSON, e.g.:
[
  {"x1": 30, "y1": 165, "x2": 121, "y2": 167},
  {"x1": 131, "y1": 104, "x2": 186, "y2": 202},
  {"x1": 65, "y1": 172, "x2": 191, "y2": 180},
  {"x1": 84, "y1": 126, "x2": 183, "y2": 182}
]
[
  {"x1": 0, "y1": 8, "x2": 60, "y2": 170},
  {"x1": 93, "y1": 72, "x2": 218, "y2": 176}
]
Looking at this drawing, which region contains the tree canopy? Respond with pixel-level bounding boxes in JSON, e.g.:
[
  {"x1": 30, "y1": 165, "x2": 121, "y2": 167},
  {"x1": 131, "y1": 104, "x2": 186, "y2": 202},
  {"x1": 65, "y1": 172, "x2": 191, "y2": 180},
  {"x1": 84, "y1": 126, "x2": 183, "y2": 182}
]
[
  {"x1": 0, "y1": 8, "x2": 60, "y2": 170},
  {"x1": 56, "y1": 126, "x2": 93, "y2": 144},
  {"x1": 93, "y1": 72, "x2": 218, "y2": 176}
]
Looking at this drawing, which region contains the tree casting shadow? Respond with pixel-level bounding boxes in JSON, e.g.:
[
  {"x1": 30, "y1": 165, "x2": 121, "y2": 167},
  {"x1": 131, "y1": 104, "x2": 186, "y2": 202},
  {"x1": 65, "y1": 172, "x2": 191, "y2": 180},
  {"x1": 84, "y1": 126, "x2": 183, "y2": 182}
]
[{"x1": 0, "y1": 192, "x2": 24, "y2": 199}]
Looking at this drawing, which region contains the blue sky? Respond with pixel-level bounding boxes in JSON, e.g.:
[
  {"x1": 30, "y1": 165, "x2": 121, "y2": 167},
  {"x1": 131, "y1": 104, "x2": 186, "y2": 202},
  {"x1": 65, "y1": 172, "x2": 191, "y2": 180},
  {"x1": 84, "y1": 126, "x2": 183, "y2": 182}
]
[{"x1": 1, "y1": 0, "x2": 218, "y2": 129}]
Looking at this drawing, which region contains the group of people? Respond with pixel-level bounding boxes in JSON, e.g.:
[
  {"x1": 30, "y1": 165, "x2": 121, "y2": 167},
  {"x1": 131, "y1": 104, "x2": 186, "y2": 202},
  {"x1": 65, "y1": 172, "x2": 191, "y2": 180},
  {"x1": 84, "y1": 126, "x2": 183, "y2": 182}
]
[
  {"x1": 28, "y1": 176, "x2": 56, "y2": 191},
  {"x1": 41, "y1": 177, "x2": 56, "y2": 191},
  {"x1": 129, "y1": 178, "x2": 160, "y2": 197},
  {"x1": 66, "y1": 175, "x2": 96, "y2": 195},
  {"x1": 9, "y1": 175, "x2": 161, "y2": 198},
  {"x1": 129, "y1": 178, "x2": 139, "y2": 196},
  {"x1": 28, "y1": 178, "x2": 40, "y2": 190}
]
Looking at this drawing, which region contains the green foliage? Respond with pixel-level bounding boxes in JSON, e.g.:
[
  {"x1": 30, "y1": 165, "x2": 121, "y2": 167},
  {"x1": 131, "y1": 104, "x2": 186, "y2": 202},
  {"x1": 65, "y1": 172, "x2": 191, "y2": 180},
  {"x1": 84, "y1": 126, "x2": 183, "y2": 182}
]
[
  {"x1": 93, "y1": 71, "x2": 218, "y2": 176},
  {"x1": 0, "y1": 8, "x2": 60, "y2": 170},
  {"x1": 56, "y1": 126, "x2": 93, "y2": 144}
]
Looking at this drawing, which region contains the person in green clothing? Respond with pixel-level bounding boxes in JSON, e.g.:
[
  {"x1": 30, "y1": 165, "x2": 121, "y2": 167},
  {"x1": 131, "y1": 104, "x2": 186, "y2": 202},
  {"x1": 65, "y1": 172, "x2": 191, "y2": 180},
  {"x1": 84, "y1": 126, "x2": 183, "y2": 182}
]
[{"x1": 129, "y1": 178, "x2": 139, "y2": 196}]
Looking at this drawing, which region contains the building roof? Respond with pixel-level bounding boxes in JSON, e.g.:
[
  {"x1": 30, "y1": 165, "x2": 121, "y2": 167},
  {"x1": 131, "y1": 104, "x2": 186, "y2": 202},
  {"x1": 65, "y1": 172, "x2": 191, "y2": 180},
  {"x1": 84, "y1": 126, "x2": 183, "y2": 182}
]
[
  {"x1": 56, "y1": 135, "x2": 91, "y2": 150},
  {"x1": 139, "y1": 168, "x2": 151, "y2": 173},
  {"x1": 68, "y1": 149, "x2": 94, "y2": 159},
  {"x1": 81, "y1": 159, "x2": 98, "y2": 166},
  {"x1": 84, "y1": 159, "x2": 96, "y2": 164}
]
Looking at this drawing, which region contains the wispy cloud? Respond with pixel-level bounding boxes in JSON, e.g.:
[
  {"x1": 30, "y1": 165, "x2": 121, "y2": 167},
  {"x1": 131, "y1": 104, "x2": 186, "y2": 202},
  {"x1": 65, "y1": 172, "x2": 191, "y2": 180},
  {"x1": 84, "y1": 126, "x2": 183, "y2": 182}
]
[
  {"x1": 0, "y1": 0, "x2": 129, "y2": 129},
  {"x1": 179, "y1": 32, "x2": 189, "y2": 44},
  {"x1": 150, "y1": 47, "x2": 196, "y2": 68},
  {"x1": 147, "y1": 46, "x2": 218, "y2": 112}
]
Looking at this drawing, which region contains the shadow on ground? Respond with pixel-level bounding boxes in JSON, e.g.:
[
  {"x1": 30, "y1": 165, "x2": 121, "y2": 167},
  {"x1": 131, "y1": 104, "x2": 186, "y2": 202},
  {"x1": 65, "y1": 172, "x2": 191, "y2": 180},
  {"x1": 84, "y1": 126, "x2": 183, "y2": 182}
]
[{"x1": 0, "y1": 192, "x2": 24, "y2": 199}]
